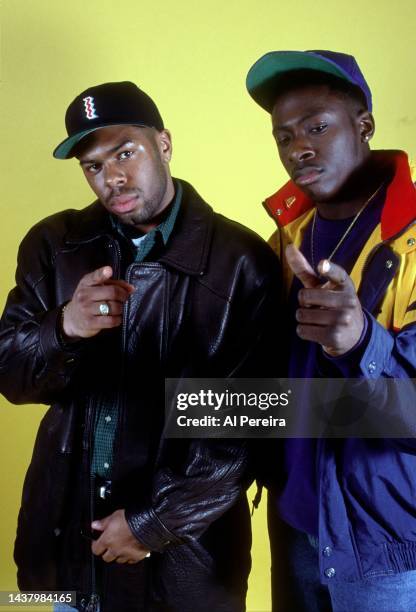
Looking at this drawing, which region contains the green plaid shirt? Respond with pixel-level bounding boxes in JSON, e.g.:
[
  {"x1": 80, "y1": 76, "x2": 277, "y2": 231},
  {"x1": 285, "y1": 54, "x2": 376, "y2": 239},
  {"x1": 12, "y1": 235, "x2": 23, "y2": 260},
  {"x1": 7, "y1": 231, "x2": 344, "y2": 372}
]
[{"x1": 91, "y1": 183, "x2": 182, "y2": 477}]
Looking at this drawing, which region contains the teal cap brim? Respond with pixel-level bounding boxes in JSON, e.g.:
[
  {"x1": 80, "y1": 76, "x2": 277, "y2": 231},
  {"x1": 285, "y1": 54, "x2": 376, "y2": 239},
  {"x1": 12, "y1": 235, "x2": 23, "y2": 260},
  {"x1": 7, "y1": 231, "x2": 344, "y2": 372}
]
[
  {"x1": 53, "y1": 121, "x2": 150, "y2": 159},
  {"x1": 246, "y1": 51, "x2": 353, "y2": 113},
  {"x1": 53, "y1": 127, "x2": 105, "y2": 159}
]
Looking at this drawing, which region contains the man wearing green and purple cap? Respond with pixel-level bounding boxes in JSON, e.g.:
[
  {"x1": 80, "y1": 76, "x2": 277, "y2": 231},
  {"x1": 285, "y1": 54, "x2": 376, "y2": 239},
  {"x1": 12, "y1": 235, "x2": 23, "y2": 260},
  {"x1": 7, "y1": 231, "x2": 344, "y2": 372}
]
[{"x1": 246, "y1": 50, "x2": 416, "y2": 611}]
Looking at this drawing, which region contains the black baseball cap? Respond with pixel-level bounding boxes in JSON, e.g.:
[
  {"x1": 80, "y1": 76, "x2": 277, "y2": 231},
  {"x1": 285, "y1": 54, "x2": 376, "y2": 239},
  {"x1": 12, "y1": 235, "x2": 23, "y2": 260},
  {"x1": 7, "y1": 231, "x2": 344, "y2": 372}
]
[
  {"x1": 53, "y1": 81, "x2": 164, "y2": 159},
  {"x1": 246, "y1": 50, "x2": 372, "y2": 113}
]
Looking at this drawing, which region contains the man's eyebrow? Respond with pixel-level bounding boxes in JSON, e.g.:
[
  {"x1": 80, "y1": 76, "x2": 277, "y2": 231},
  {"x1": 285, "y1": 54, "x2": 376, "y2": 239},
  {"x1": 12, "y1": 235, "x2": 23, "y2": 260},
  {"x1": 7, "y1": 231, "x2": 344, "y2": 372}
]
[
  {"x1": 79, "y1": 140, "x2": 135, "y2": 165},
  {"x1": 273, "y1": 109, "x2": 329, "y2": 135}
]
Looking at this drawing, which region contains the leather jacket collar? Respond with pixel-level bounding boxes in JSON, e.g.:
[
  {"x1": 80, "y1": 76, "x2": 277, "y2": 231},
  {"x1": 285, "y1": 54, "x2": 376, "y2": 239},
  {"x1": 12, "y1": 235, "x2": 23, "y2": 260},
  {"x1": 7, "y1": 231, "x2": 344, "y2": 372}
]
[{"x1": 63, "y1": 179, "x2": 214, "y2": 276}]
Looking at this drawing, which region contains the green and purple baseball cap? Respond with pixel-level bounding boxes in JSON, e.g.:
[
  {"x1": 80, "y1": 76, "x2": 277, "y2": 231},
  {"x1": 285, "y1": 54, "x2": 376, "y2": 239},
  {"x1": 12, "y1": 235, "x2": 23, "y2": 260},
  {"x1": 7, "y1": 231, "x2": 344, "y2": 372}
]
[{"x1": 246, "y1": 50, "x2": 372, "y2": 113}]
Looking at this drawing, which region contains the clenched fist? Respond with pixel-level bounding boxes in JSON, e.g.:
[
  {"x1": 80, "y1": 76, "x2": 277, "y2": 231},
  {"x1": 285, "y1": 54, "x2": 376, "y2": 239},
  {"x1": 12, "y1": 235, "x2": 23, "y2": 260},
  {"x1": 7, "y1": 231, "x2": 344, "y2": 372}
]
[{"x1": 62, "y1": 266, "x2": 135, "y2": 339}]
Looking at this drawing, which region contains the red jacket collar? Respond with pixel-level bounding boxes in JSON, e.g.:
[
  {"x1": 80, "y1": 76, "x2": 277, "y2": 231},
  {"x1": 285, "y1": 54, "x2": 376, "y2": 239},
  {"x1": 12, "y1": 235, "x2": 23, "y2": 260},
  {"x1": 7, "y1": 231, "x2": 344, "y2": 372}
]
[{"x1": 263, "y1": 150, "x2": 416, "y2": 241}]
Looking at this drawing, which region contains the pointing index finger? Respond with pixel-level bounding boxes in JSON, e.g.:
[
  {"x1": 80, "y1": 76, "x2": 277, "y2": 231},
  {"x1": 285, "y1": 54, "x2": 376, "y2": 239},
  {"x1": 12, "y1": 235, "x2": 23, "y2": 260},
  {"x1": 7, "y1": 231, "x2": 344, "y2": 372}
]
[
  {"x1": 81, "y1": 267, "x2": 135, "y2": 293},
  {"x1": 82, "y1": 266, "x2": 113, "y2": 287},
  {"x1": 285, "y1": 244, "x2": 320, "y2": 289},
  {"x1": 317, "y1": 259, "x2": 350, "y2": 289}
]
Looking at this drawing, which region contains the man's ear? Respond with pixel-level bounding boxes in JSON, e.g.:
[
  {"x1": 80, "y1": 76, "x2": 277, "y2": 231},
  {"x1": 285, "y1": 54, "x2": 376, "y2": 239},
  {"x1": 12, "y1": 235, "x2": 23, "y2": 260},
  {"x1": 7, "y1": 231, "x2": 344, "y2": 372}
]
[
  {"x1": 157, "y1": 129, "x2": 173, "y2": 163},
  {"x1": 358, "y1": 110, "x2": 375, "y2": 143}
]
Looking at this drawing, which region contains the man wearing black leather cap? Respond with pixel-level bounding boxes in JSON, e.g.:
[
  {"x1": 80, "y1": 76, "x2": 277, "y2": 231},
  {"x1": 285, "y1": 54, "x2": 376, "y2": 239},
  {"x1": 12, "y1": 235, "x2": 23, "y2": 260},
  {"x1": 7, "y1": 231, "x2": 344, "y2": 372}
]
[{"x1": 0, "y1": 81, "x2": 281, "y2": 612}]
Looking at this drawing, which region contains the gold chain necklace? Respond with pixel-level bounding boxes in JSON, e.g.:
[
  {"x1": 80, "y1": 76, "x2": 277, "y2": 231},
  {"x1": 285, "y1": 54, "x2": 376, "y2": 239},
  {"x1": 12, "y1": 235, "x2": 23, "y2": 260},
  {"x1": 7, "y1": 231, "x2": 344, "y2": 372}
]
[{"x1": 310, "y1": 183, "x2": 384, "y2": 270}]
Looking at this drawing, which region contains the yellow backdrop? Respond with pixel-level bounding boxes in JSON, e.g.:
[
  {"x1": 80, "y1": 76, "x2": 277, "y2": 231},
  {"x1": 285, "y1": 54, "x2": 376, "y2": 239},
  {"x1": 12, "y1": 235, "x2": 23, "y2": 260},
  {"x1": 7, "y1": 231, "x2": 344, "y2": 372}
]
[{"x1": 1, "y1": 1, "x2": 415, "y2": 611}]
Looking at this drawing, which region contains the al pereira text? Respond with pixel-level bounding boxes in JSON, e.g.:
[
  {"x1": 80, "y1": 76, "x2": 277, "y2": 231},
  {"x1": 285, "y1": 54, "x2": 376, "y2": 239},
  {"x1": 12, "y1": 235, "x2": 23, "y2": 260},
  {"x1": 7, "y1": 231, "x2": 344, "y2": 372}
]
[{"x1": 176, "y1": 415, "x2": 286, "y2": 427}]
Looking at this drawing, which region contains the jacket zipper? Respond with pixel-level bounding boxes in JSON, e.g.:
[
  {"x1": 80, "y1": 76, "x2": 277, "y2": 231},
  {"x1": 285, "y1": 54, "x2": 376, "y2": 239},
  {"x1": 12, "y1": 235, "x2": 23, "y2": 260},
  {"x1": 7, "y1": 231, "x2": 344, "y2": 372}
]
[
  {"x1": 83, "y1": 593, "x2": 99, "y2": 612},
  {"x1": 85, "y1": 237, "x2": 121, "y2": 611},
  {"x1": 111, "y1": 243, "x2": 128, "y2": 473},
  {"x1": 82, "y1": 396, "x2": 99, "y2": 609}
]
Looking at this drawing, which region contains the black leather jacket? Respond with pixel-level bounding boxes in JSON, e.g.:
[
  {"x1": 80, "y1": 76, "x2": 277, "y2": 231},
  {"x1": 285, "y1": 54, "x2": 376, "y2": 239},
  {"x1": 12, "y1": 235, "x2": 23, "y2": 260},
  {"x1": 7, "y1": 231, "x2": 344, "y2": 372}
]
[{"x1": 0, "y1": 180, "x2": 281, "y2": 612}]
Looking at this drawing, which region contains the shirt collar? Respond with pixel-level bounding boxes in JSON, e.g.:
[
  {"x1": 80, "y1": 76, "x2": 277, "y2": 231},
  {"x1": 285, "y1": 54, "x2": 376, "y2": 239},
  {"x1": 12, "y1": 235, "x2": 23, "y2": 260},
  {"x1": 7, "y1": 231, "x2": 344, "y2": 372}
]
[
  {"x1": 156, "y1": 179, "x2": 182, "y2": 245},
  {"x1": 111, "y1": 179, "x2": 182, "y2": 246},
  {"x1": 63, "y1": 179, "x2": 215, "y2": 276}
]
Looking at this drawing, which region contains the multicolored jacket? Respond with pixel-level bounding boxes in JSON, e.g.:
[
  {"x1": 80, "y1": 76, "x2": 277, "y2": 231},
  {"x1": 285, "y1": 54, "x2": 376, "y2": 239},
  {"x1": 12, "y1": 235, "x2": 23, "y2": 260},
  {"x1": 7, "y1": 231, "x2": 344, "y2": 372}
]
[{"x1": 264, "y1": 150, "x2": 416, "y2": 582}]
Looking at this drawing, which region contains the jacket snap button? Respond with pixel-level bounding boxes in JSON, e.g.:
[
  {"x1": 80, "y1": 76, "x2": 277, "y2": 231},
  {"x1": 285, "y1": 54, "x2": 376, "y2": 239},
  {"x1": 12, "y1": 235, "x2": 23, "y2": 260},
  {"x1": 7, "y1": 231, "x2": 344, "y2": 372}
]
[
  {"x1": 385, "y1": 260, "x2": 393, "y2": 269},
  {"x1": 324, "y1": 567, "x2": 336, "y2": 578},
  {"x1": 323, "y1": 546, "x2": 332, "y2": 557},
  {"x1": 276, "y1": 209, "x2": 283, "y2": 216},
  {"x1": 407, "y1": 238, "x2": 415, "y2": 247}
]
